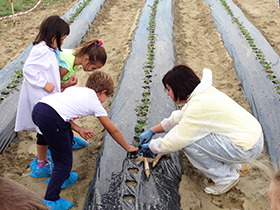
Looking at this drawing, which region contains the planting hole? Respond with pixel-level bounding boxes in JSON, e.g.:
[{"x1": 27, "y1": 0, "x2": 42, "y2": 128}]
[
  {"x1": 128, "y1": 167, "x2": 139, "y2": 174},
  {"x1": 123, "y1": 194, "x2": 135, "y2": 201},
  {"x1": 134, "y1": 136, "x2": 140, "y2": 142},
  {"x1": 125, "y1": 180, "x2": 138, "y2": 187}
]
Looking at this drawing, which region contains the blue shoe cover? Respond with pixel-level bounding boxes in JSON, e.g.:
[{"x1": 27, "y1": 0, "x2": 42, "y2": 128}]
[
  {"x1": 46, "y1": 172, "x2": 78, "y2": 189},
  {"x1": 30, "y1": 157, "x2": 38, "y2": 171},
  {"x1": 30, "y1": 164, "x2": 52, "y2": 178},
  {"x1": 47, "y1": 149, "x2": 51, "y2": 156},
  {"x1": 30, "y1": 156, "x2": 53, "y2": 171},
  {"x1": 43, "y1": 198, "x2": 73, "y2": 210},
  {"x1": 72, "y1": 136, "x2": 89, "y2": 150}
]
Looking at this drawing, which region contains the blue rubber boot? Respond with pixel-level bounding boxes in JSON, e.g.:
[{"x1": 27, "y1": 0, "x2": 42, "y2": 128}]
[
  {"x1": 43, "y1": 198, "x2": 74, "y2": 210},
  {"x1": 72, "y1": 136, "x2": 89, "y2": 150},
  {"x1": 46, "y1": 172, "x2": 78, "y2": 189},
  {"x1": 30, "y1": 163, "x2": 52, "y2": 178}
]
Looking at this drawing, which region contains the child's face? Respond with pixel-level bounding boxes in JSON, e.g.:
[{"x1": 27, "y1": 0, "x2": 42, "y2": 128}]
[
  {"x1": 82, "y1": 58, "x2": 104, "y2": 72},
  {"x1": 51, "y1": 35, "x2": 68, "y2": 49}
]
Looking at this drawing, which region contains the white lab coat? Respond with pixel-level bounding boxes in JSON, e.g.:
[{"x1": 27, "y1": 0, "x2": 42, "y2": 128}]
[{"x1": 15, "y1": 41, "x2": 61, "y2": 132}]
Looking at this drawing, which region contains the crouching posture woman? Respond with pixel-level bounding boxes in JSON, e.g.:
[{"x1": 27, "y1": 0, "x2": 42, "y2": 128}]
[{"x1": 139, "y1": 65, "x2": 263, "y2": 195}]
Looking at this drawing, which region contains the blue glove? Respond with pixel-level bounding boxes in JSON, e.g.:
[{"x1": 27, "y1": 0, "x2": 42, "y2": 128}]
[
  {"x1": 139, "y1": 129, "x2": 155, "y2": 146},
  {"x1": 139, "y1": 143, "x2": 155, "y2": 158},
  {"x1": 139, "y1": 143, "x2": 151, "y2": 153}
]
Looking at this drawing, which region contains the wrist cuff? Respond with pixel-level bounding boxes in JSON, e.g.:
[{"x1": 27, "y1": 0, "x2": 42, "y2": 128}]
[{"x1": 148, "y1": 129, "x2": 155, "y2": 135}]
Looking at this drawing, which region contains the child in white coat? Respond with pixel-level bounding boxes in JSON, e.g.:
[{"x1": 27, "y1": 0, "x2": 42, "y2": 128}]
[{"x1": 15, "y1": 15, "x2": 70, "y2": 178}]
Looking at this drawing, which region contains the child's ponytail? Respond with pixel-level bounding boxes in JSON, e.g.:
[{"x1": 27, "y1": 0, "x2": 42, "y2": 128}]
[{"x1": 75, "y1": 38, "x2": 107, "y2": 66}]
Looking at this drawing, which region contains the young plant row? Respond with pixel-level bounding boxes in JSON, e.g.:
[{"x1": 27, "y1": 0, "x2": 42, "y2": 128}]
[
  {"x1": 67, "y1": 0, "x2": 91, "y2": 24},
  {"x1": 0, "y1": 63, "x2": 23, "y2": 103},
  {"x1": 134, "y1": 0, "x2": 159, "y2": 143},
  {"x1": 220, "y1": 0, "x2": 280, "y2": 98}
]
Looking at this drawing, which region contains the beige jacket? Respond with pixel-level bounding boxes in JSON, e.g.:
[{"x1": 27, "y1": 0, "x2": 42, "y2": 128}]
[{"x1": 149, "y1": 68, "x2": 262, "y2": 154}]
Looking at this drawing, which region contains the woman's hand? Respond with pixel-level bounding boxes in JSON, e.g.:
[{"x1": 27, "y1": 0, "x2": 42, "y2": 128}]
[
  {"x1": 139, "y1": 143, "x2": 154, "y2": 156},
  {"x1": 139, "y1": 129, "x2": 155, "y2": 146}
]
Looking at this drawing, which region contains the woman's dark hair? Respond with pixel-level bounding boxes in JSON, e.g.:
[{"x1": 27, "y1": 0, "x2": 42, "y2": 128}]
[
  {"x1": 33, "y1": 15, "x2": 70, "y2": 50},
  {"x1": 162, "y1": 65, "x2": 201, "y2": 102}
]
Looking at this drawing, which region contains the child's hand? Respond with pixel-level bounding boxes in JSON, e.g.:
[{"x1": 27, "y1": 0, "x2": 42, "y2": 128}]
[
  {"x1": 44, "y1": 82, "x2": 55, "y2": 93},
  {"x1": 79, "y1": 128, "x2": 94, "y2": 140},
  {"x1": 67, "y1": 76, "x2": 78, "y2": 87},
  {"x1": 126, "y1": 145, "x2": 139, "y2": 153}
]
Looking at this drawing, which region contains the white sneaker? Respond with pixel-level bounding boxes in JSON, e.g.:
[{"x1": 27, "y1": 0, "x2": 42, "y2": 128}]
[{"x1": 204, "y1": 179, "x2": 240, "y2": 195}]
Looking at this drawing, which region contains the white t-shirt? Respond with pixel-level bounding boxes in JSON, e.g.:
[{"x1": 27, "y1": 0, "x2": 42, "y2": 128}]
[{"x1": 40, "y1": 86, "x2": 107, "y2": 121}]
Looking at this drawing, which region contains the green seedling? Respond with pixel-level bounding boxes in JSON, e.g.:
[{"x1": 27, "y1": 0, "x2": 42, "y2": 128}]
[
  {"x1": 269, "y1": 74, "x2": 275, "y2": 80},
  {"x1": 142, "y1": 85, "x2": 150, "y2": 89},
  {"x1": 15, "y1": 69, "x2": 23, "y2": 78},
  {"x1": 143, "y1": 78, "x2": 151, "y2": 84},
  {"x1": 264, "y1": 62, "x2": 272, "y2": 69},
  {"x1": 1, "y1": 89, "x2": 10, "y2": 95},
  {"x1": 135, "y1": 125, "x2": 144, "y2": 133},
  {"x1": 138, "y1": 117, "x2": 147, "y2": 126},
  {"x1": 141, "y1": 98, "x2": 150, "y2": 104},
  {"x1": 137, "y1": 110, "x2": 147, "y2": 116},
  {"x1": 145, "y1": 74, "x2": 152, "y2": 79},
  {"x1": 142, "y1": 91, "x2": 150, "y2": 98},
  {"x1": 9, "y1": 80, "x2": 19, "y2": 86},
  {"x1": 7, "y1": 84, "x2": 15, "y2": 89},
  {"x1": 266, "y1": 69, "x2": 273, "y2": 73},
  {"x1": 259, "y1": 59, "x2": 266, "y2": 65},
  {"x1": 139, "y1": 103, "x2": 149, "y2": 110},
  {"x1": 273, "y1": 80, "x2": 280, "y2": 84}
]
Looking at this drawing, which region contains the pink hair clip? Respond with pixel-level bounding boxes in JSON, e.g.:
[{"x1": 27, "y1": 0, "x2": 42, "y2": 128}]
[{"x1": 97, "y1": 40, "x2": 103, "y2": 46}]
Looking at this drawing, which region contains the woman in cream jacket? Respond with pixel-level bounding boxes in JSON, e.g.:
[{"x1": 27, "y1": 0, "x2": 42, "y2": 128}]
[{"x1": 139, "y1": 65, "x2": 263, "y2": 195}]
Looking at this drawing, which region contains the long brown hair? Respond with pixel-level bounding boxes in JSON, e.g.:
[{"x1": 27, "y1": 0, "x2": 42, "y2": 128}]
[
  {"x1": 33, "y1": 15, "x2": 70, "y2": 50},
  {"x1": 75, "y1": 39, "x2": 107, "y2": 65}
]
